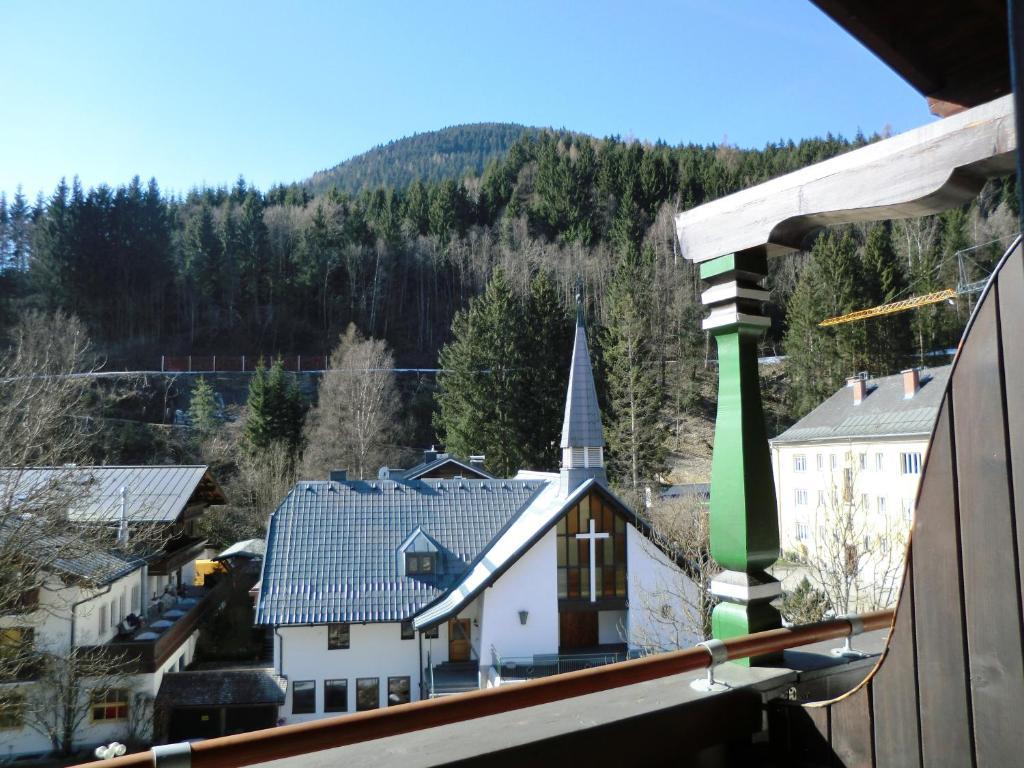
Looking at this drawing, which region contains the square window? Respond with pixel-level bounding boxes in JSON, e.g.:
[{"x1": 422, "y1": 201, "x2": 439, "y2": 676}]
[
  {"x1": 356, "y1": 678, "x2": 379, "y2": 711},
  {"x1": 400, "y1": 621, "x2": 414, "y2": 640},
  {"x1": 900, "y1": 452, "x2": 922, "y2": 475},
  {"x1": 324, "y1": 679, "x2": 348, "y2": 713},
  {"x1": 292, "y1": 680, "x2": 315, "y2": 715},
  {"x1": 327, "y1": 623, "x2": 350, "y2": 650},
  {"x1": 406, "y1": 553, "x2": 436, "y2": 575},
  {"x1": 90, "y1": 689, "x2": 129, "y2": 722},
  {"x1": 387, "y1": 676, "x2": 411, "y2": 706}
]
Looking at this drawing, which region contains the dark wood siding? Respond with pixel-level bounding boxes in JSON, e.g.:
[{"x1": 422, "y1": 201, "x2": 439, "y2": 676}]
[{"x1": 776, "y1": 240, "x2": 1024, "y2": 765}]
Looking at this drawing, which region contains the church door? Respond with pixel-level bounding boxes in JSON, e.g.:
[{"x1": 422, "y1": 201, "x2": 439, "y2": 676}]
[
  {"x1": 448, "y1": 618, "x2": 471, "y2": 662},
  {"x1": 559, "y1": 611, "x2": 598, "y2": 651}
]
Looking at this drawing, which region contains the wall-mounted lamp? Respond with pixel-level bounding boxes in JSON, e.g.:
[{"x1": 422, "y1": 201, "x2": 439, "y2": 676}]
[{"x1": 518, "y1": 610, "x2": 529, "y2": 626}]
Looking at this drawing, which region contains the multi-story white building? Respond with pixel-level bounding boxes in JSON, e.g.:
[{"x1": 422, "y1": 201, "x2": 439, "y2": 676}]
[
  {"x1": 770, "y1": 366, "x2": 949, "y2": 611},
  {"x1": 0, "y1": 466, "x2": 230, "y2": 758}
]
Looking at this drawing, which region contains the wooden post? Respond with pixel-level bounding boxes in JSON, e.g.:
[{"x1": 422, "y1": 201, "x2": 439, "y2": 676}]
[
  {"x1": 161, "y1": 355, "x2": 165, "y2": 373},
  {"x1": 188, "y1": 355, "x2": 192, "y2": 373},
  {"x1": 242, "y1": 355, "x2": 246, "y2": 372},
  {"x1": 700, "y1": 252, "x2": 782, "y2": 664},
  {"x1": 212, "y1": 355, "x2": 217, "y2": 372}
]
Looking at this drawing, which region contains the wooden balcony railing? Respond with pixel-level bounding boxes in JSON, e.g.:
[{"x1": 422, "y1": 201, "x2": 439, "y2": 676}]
[{"x1": 80, "y1": 609, "x2": 892, "y2": 768}]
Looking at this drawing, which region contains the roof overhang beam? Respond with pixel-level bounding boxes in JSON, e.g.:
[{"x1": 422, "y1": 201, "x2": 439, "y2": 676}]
[{"x1": 674, "y1": 94, "x2": 1016, "y2": 264}]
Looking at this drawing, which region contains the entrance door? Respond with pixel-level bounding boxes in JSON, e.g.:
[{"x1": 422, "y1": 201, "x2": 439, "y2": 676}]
[
  {"x1": 448, "y1": 618, "x2": 471, "y2": 662},
  {"x1": 559, "y1": 611, "x2": 598, "y2": 651}
]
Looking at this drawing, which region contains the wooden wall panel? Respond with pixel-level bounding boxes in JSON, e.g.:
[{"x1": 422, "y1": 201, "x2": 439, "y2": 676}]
[
  {"x1": 996, "y1": 256, "x2": 1024, "y2": 623},
  {"x1": 870, "y1": 571, "x2": 921, "y2": 768},
  {"x1": 830, "y1": 687, "x2": 873, "y2": 767},
  {"x1": 910, "y1": 408, "x2": 973, "y2": 764},
  {"x1": 952, "y1": 290, "x2": 1024, "y2": 766}
]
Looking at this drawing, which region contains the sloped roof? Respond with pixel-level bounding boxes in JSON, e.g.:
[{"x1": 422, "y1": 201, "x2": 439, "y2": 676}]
[
  {"x1": 156, "y1": 669, "x2": 287, "y2": 707},
  {"x1": 255, "y1": 478, "x2": 544, "y2": 625},
  {"x1": 0, "y1": 466, "x2": 226, "y2": 524},
  {"x1": 560, "y1": 319, "x2": 604, "y2": 448},
  {"x1": 0, "y1": 517, "x2": 142, "y2": 585},
  {"x1": 394, "y1": 455, "x2": 494, "y2": 481},
  {"x1": 414, "y1": 475, "x2": 646, "y2": 630},
  {"x1": 772, "y1": 366, "x2": 950, "y2": 445}
]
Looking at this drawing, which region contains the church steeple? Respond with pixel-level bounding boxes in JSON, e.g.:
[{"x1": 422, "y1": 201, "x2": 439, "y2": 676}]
[{"x1": 560, "y1": 283, "x2": 606, "y2": 494}]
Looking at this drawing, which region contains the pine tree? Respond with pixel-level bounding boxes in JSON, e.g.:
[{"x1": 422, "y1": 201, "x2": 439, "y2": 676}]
[
  {"x1": 188, "y1": 377, "x2": 219, "y2": 435},
  {"x1": 603, "y1": 247, "x2": 666, "y2": 499},
  {"x1": 434, "y1": 268, "x2": 528, "y2": 476},
  {"x1": 520, "y1": 270, "x2": 573, "y2": 470},
  {"x1": 243, "y1": 360, "x2": 271, "y2": 451},
  {"x1": 860, "y1": 222, "x2": 911, "y2": 375},
  {"x1": 243, "y1": 358, "x2": 304, "y2": 454}
]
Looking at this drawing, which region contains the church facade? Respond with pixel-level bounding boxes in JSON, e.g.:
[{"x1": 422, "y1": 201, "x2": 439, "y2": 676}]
[{"x1": 255, "y1": 312, "x2": 698, "y2": 724}]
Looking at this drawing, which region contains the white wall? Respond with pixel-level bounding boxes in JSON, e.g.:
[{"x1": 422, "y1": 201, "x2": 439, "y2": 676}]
[
  {"x1": 277, "y1": 622, "x2": 429, "y2": 725},
  {"x1": 598, "y1": 610, "x2": 626, "y2": 645},
  {"x1": 627, "y1": 525, "x2": 702, "y2": 651},
  {"x1": 479, "y1": 528, "x2": 559, "y2": 660}
]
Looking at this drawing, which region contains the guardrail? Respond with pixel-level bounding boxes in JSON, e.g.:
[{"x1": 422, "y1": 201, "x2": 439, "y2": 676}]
[
  {"x1": 160, "y1": 355, "x2": 328, "y2": 373},
  {"x1": 491, "y1": 648, "x2": 625, "y2": 680},
  {"x1": 80, "y1": 609, "x2": 894, "y2": 768}
]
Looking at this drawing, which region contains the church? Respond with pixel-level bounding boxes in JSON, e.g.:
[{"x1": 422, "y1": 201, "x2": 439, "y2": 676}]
[{"x1": 255, "y1": 308, "x2": 698, "y2": 723}]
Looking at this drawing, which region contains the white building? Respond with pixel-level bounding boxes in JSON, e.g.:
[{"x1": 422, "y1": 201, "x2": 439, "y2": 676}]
[
  {"x1": 256, "y1": 310, "x2": 700, "y2": 724},
  {"x1": 0, "y1": 466, "x2": 229, "y2": 758},
  {"x1": 770, "y1": 366, "x2": 949, "y2": 609}
]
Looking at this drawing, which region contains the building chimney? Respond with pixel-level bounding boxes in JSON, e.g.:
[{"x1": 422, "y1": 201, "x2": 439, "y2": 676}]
[
  {"x1": 423, "y1": 446, "x2": 438, "y2": 465},
  {"x1": 846, "y1": 373, "x2": 868, "y2": 406},
  {"x1": 329, "y1": 469, "x2": 347, "y2": 483},
  {"x1": 902, "y1": 368, "x2": 921, "y2": 399},
  {"x1": 117, "y1": 486, "x2": 129, "y2": 546},
  {"x1": 469, "y1": 455, "x2": 485, "y2": 469}
]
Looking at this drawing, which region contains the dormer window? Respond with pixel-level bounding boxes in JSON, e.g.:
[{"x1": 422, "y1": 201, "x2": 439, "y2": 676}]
[{"x1": 406, "y1": 553, "x2": 435, "y2": 575}]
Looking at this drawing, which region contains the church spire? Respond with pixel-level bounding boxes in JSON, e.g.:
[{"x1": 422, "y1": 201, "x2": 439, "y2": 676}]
[{"x1": 560, "y1": 281, "x2": 606, "y2": 494}]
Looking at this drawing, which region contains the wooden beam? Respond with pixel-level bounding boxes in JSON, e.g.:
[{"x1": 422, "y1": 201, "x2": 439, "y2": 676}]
[{"x1": 674, "y1": 94, "x2": 1016, "y2": 264}]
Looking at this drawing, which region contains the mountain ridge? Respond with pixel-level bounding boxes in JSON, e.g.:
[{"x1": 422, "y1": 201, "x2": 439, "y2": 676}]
[{"x1": 304, "y1": 122, "x2": 542, "y2": 196}]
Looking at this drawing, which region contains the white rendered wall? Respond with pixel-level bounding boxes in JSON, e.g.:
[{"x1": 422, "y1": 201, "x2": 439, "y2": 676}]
[
  {"x1": 598, "y1": 610, "x2": 626, "y2": 645},
  {"x1": 479, "y1": 528, "x2": 559, "y2": 661},
  {"x1": 277, "y1": 620, "x2": 453, "y2": 724},
  {"x1": 626, "y1": 525, "x2": 702, "y2": 651}
]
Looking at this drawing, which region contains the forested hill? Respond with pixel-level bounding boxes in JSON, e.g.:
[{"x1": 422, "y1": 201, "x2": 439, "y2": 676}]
[{"x1": 304, "y1": 123, "x2": 538, "y2": 195}]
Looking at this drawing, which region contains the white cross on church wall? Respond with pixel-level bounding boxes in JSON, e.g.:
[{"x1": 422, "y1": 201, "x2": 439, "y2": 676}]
[{"x1": 575, "y1": 518, "x2": 610, "y2": 602}]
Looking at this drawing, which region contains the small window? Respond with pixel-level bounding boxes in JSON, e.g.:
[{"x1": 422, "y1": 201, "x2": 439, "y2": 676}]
[
  {"x1": 324, "y1": 679, "x2": 348, "y2": 713},
  {"x1": 388, "y1": 676, "x2": 411, "y2": 706},
  {"x1": 356, "y1": 678, "x2": 379, "y2": 711},
  {"x1": 880, "y1": 537, "x2": 890, "y2": 555},
  {"x1": 108, "y1": 599, "x2": 116, "y2": 628},
  {"x1": 877, "y1": 496, "x2": 887, "y2": 515},
  {"x1": 406, "y1": 553, "x2": 436, "y2": 575},
  {"x1": 794, "y1": 489, "x2": 808, "y2": 506},
  {"x1": 817, "y1": 490, "x2": 826, "y2": 507},
  {"x1": 900, "y1": 452, "x2": 922, "y2": 475},
  {"x1": 292, "y1": 680, "x2": 315, "y2": 714},
  {"x1": 424, "y1": 625, "x2": 439, "y2": 639},
  {"x1": 795, "y1": 522, "x2": 809, "y2": 541},
  {"x1": 0, "y1": 693, "x2": 23, "y2": 729},
  {"x1": 119, "y1": 594, "x2": 125, "y2": 622},
  {"x1": 793, "y1": 454, "x2": 807, "y2": 472},
  {"x1": 90, "y1": 689, "x2": 129, "y2": 722},
  {"x1": 327, "y1": 623, "x2": 350, "y2": 650},
  {"x1": 858, "y1": 453, "x2": 867, "y2": 471},
  {"x1": 400, "y1": 621, "x2": 414, "y2": 640},
  {"x1": 131, "y1": 585, "x2": 140, "y2": 613},
  {"x1": 98, "y1": 604, "x2": 108, "y2": 635},
  {"x1": 830, "y1": 454, "x2": 837, "y2": 470},
  {"x1": 875, "y1": 452, "x2": 884, "y2": 471},
  {"x1": 860, "y1": 493, "x2": 869, "y2": 510},
  {"x1": 816, "y1": 453, "x2": 824, "y2": 471}
]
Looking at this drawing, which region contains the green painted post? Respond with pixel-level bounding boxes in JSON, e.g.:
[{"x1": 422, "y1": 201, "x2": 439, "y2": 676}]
[{"x1": 700, "y1": 252, "x2": 782, "y2": 665}]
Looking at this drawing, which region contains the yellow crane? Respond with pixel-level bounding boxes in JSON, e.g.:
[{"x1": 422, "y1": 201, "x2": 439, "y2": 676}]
[{"x1": 818, "y1": 288, "x2": 958, "y2": 327}]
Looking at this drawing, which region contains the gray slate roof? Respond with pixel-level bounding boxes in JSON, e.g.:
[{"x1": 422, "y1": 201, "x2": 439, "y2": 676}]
[
  {"x1": 0, "y1": 517, "x2": 142, "y2": 584},
  {"x1": 0, "y1": 466, "x2": 226, "y2": 524},
  {"x1": 255, "y1": 478, "x2": 544, "y2": 625},
  {"x1": 560, "y1": 319, "x2": 604, "y2": 448},
  {"x1": 772, "y1": 366, "x2": 951, "y2": 445},
  {"x1": 156, "y1": 669, "x2": 287, "y2": 706}
]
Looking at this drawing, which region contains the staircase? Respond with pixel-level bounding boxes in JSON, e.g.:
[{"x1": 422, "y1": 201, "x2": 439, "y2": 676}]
[{"x1": 428, "y1": 661, "x2": 479, "y2": 697}]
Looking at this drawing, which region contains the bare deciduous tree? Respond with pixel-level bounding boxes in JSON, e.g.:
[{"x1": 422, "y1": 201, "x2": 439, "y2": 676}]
[
  {"x1": 302, "y1": 323, "x2": 402, "y2": 480},
  {"x1": 631, "y1": 495, "x2": 720, "y2": 650},
  {"x1": 786, "y1": 463, "x2": 908, "y2": 615}
]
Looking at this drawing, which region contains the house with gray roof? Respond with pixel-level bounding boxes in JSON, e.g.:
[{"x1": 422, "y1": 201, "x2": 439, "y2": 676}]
[
  {"x1": 770, "y1": 367, "x2": 949, "y2": 608},
  {"x1": 256, "y1": 307, "x2": 699, "y2": 723}
]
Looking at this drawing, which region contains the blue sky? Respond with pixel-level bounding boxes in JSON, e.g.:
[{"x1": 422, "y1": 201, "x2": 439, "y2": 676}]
[{"x1": 0, "y1": 0, "x2": 933, "y2": 201}]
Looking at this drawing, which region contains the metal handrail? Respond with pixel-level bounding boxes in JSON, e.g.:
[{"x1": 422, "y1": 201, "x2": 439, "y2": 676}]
[{"x1": 82, "y1": 609, "x2": 893, "y2": 768}]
